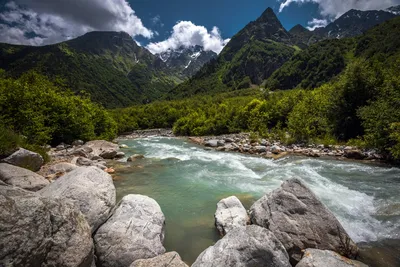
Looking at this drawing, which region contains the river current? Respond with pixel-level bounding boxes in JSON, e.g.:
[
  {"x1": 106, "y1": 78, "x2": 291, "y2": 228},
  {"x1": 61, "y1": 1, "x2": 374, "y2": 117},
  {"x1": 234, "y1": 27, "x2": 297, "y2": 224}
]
[{"x1": 112, "y1": 137, "x2": 400, "y2": 266}]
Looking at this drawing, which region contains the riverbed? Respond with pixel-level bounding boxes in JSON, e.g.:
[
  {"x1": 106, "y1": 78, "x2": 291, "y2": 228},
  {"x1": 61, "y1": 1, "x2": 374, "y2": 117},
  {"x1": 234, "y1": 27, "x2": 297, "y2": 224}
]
[{"x1": 112, "y1": 137, "x2": 400, "y2": 266}]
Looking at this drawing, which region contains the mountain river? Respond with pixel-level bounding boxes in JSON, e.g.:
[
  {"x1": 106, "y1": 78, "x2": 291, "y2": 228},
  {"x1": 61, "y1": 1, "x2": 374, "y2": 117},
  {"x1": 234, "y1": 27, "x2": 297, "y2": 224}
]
[{"x1": 112, "y1": 137, "x2": 400, "y2": 266}]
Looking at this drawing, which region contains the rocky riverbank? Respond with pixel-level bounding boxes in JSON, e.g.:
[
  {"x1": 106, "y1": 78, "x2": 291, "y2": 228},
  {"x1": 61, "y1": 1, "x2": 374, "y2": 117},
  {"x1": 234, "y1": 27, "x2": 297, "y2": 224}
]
[
  {"x1": 119, "y1": 129, "x2": 385, "y2": 163},
  {"x1": 1, "y1": 142, "x2": 370, "y2": 266}
]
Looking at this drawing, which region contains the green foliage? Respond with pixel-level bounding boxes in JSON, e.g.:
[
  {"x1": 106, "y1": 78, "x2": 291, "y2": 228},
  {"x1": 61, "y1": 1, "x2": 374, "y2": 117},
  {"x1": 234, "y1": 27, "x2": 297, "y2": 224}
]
[{"x1": 0, "y1": 72, "x2": 117, "y2": 147}]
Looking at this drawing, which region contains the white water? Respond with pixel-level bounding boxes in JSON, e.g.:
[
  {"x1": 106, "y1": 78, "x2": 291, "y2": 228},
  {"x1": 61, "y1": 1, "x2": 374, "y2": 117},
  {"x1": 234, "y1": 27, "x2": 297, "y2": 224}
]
[{"x1": 115, "y1": 137, "x2": 400, "y2": 263}]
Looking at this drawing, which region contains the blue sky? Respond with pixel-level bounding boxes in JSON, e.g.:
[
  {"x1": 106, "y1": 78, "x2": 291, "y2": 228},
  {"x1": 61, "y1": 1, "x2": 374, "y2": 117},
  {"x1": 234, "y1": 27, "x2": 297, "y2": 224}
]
[{"x1": 1, "y1": 0, "x2": 399, "y2": 54}]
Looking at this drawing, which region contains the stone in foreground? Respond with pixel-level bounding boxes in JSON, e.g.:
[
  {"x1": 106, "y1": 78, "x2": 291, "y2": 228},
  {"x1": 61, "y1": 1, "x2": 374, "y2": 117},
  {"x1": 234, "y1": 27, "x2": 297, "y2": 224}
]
[
  {"x1": 0, "y1": 185, "x2": 93, "y2": 267},
  {"x1": 39, "y1": 166, "x2": 116, "y2": 232},
  {"x1": 249, "y1": 178, "x2": 358, "y2": 264},
  {"x1": 0, "y1": 163, "x2": 49, "y2": 191},
  {"x1": 192, "y1": 225, "x2": 291, "y2": 267},
  {"x1": 2, "y1": 147, "x2": 44, "y2": 171},
  {"x1": 130, "y1": 252, "x2": 188, "y2": 267},
  {"x1": 94, "y1": 194, "x2": 166, "y2": 267},
  {"x1": 215, "y1": 196, "x2": 249, "y2": 236},
  {"x1": 296, "y1": 249, "x2": 368, "y2": 267}
]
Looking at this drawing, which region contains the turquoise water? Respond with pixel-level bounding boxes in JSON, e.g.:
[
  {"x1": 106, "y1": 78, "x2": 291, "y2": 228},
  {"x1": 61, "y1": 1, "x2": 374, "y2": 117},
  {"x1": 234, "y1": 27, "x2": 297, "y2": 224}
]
[{"x1": 112, "y1": 137, "x2": 400, "y2": 265}]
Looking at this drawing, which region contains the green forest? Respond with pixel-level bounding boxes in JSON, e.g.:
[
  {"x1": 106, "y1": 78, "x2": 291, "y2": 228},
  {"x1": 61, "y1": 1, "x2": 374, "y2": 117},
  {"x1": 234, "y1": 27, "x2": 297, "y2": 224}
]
[{"x1": 1, "y1": 15, "x2": 400, "y2": 161}]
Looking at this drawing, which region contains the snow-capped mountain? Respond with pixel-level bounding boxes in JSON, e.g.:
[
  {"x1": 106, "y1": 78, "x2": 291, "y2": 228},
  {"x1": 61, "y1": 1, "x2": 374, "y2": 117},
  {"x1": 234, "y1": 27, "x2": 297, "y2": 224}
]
[
  {"x1": 315, "y1": 8, "x2": 398, "y2": 39},
  {"x1": 157, "y1": 45, "x2": 217, "y2": 79},
  {"x1": 386, "y1": 5, "x2": 400, "y2": 15}
]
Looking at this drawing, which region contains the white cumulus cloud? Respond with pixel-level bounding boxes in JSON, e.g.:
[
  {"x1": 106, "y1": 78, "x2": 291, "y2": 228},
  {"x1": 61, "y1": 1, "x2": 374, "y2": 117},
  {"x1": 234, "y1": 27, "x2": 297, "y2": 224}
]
[
  {"x1": 306, "y1": 18, "x2": 328, "y2": 30},
  {"x1": 278, "y1": 0, "x2": 400, "y2": 18},
  {"x1": 146, "y1": 21, "x2": 230, "y2": 55},
  {"x1": 0, "y1": 0, "x2": 153, "y2": 45}
]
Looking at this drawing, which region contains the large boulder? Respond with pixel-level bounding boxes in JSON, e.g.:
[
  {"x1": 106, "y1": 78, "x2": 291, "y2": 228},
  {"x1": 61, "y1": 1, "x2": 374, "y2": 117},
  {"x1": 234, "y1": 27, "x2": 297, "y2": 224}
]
[
  {"x1": 192, "y1": 225, "x2": 291, "y2": 267},
  {"x1": 0, "y1": 185, "x2": 93, "y2": 267},
  {"x1": 94, "y1": 194, "x2": 166, "y2": 267},
  {"x1": 48, "y1": 162, "x2": 78, "y2": 175},
  {"x1": 0, "y1": 163, "x2": 49, "y2": 191},
  {"x1": 296, "y1": 249, "x2": 368, "y2": 267},
  {"x1": 215, "y1": 196, "x2": 249, "y2": 236},
  {"x1": 39, "y1": 166, "x2": 116, "y2": 232},
  {"x1": 130, "y1": 252, "x2": 188, "y2": 267},
  {"x1": 249, "y1": 178, "x2": 358, "y2": 264},
  {"x1": 84, "y1": 140, "x2": 119, "y2": 159},
  {"x1": 2, "y1": 148, "x2": 44, "y2": 171}
]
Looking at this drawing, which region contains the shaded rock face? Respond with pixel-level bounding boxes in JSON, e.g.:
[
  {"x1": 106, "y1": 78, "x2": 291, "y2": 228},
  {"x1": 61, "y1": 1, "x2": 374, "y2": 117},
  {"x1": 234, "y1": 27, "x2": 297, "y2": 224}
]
[
  {"x1": 39, "y1": 166, "x2": 116, "y2": 232},
  {"x1": 0, "y1": 163, "x2": 49, "y2": 191},
  {"x1": 249, "y1": 178, "x2": 358, "y2": 265},
  {"x1": 296, "y1": 249, "x2": 368, "y2": 267},
  {"x1": 94, "y1": 194, "x2": 166, "y2": 267},
  {"x1": 192, "y1": 225, "x2": 291, "y2": 267},
  {"x1": 215, "y1": 196, "x2": 249, "y2": 236},
  {"x1": 130, "y1": 252, "x2": 188, "y2": 267},
  {"x1": 2, "y1": 148, "x2": 44, "y2": 171},
  {"x1": 84, "y1": 140, "x2": 119, "y2": 159},
  {"x1": 0, "y1": 185, "x2": 93, "y2": 267}
]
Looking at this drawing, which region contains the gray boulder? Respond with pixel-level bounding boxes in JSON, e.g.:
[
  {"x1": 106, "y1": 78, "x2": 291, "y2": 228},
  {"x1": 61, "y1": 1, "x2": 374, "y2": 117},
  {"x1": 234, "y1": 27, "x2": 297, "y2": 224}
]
[
  {"x1": 72, "y1": 140, "x2": 85, "y2": 146},
  {"x1": 0, "y1": 163, "x2": 49, "y2": 191},
  {"x1": 215, "y1": 196, "x2": 249, "y2": 236},
  {"x1": 127, "y1": 154, "x2": 145, "y2": 162},
  {"x1": 192, "y1": 225, "x2": 291, "y2": 267},
  {"x1": 84, "y1": 140, "x2": 119, "y2": 159},
  {"x1": 204, "y1": 140, "x2": 218, "y2": 147},
  {"x1": 249, "y1": 178, "x2": 358, "y2": 264},
  {"x1": 0, "y1": 185, "x2": 93, "y2": 267},
  {"x1": 271, "y1": 145, "x2": 281, "y2": 154},
  {"x1": 2, "y1": 148, "x2": 44, "y2": 171},
  {"x1": 344, "y1": 150, "x2": 366, "y2": 160},
  {"x1": 130, "y1": 252, "x2": 188, "y2": 267},
  {"x1": 39, "y1": 166, "x2": 116, "y2": 232},
  {"x1": 71, "y1": 146, "x2": 93, "y2": 158},
  {"x1": 254, "y1": 146, "x2": 267, "y2": 153},
  {"x1": 296, "y1": 249, "x2": 368, "y2": 267},
  {"x1": 48, "y1": 162, "x2": 78, "y2": 174},
  {"x1": 115, "y1": 151, "x2": 126, "y2": 159},
  {"x1": 94, "y1": 194, "x2": 166, "y2": 267}
]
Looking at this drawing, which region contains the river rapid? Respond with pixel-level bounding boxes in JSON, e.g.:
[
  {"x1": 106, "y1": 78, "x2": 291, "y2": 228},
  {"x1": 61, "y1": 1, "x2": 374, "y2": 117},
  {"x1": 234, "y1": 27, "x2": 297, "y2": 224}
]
[{"x1": 112, "y1": 137, "x2": 400, "y2": 266}]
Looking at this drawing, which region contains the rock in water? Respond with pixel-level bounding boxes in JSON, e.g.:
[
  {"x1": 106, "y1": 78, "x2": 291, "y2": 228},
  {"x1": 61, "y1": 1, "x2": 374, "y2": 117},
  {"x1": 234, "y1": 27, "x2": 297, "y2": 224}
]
[
  {"x1": 39, "y1": 166, "x2": 116, "y2": 232},
  {"x1": 2, "y1": 148, "x2": 44, "y2": 171},
  {"x1": 192, "y1": 225, "x2": 291, "y2": 267},
  {"x1": 0, "y1": 185, "x2": 93, "y2": 267},
  {"x1": 296, "y1": 249, "x2": 368, "y2": 267},
  {"x1": 0, "y1": 163, "x2": 49, "y2": 191},
  {"x1": 215, "y1": 196, "x2": 249, "y2": 236},
  {"x1": 94, "y1": 194, "x2": 166, "y2": 267},
  {"x1": 130, "y1": 252, "x2": 188, "y2": 267},
  {"x1": 249, "y1": 178, "x2": 358, "y2": 264}
]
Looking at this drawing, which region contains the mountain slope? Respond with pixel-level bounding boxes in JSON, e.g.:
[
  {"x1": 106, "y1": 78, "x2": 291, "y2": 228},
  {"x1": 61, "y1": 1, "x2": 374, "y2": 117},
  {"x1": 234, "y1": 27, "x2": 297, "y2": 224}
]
[
  {"x1": 289, "y1": 24, "x2": 322, "y2": 49},
  {"x1": 0, "y1": 31, "x2": 179, "y2": 108},
  {"x1": 316, "y1": 8, "x2": 398, "y2": 39},
  {"x1": 266, "y1": 16, "x2": 400, "y2": 90},
  {"x1": 170, "y1": 8, "x2": 297, "y2": 99},
  {"x1": 156, "y1": 45, "x2": 217, "y2": 80}
]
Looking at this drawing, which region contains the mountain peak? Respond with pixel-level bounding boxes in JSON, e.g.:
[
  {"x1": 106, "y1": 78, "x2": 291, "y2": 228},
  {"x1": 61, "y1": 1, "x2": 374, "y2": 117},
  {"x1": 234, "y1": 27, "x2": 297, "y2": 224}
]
[
  {"x1": 257, "y1": 7, "x2": 280, "y2": 23},
  {"x1": 289, "y1": 24, "x2": 309, "y2": 34}
]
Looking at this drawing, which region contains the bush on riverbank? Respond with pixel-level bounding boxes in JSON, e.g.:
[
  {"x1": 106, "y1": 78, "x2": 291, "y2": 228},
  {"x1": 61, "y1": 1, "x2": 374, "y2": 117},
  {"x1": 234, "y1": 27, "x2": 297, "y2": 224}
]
[{"x1": 0, "y1": 71, "x2": 117, "y2": 152}]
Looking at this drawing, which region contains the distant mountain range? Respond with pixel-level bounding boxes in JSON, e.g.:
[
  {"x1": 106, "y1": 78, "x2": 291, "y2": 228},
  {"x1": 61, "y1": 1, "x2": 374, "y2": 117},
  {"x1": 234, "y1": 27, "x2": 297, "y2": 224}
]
[{"x1": 0, "y1": 5, "x2": 399, "y2": 107}]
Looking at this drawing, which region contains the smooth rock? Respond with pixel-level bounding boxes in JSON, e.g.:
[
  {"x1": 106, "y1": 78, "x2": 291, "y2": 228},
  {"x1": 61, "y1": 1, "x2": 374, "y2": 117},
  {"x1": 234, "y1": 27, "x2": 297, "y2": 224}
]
[
  {"x1": 205, "y1": 140, "x2": 218, "y2": 147},
  {"x1": 71, "y1": 146, "x2": 93, "y2": 158},
  {"x1": 0, "y1": 163, "x2": 49, "y2": 191},
  {"x1": 115, "y1": 151, "x2": 125, "y2": 158},
  {"x1": 254, "y1": 146, "x2": 267, "y2": 153},
  {"x1": 72, "y1": 140, "x2": 84, "y2": 146},
  {"x1": 94, "y1": 194, "x2": 166, "y2": 267},
  {"x1": 215, "y1": 196, "x2": 249, "y2": 236},
  {"x1": 2, "y1": 148, "x2": 44, "y2": 171},
  {"x1": 84, "y1": 140, "x2": 119, "y2": 159},
  {"x1": 76, "y1": 157, "x2": 94, "y2": 166},
  {"x1": 119, "y1": 144, "x2": 129, "y2": 149},
  {"x1": 130, "y1": 252, "x2": 188, "y2": 267},
  {"x1": 344, "y1": 150, "x2": 366, "y2": 160},
  {"x1": 249, "y1": 178, "x2": 358, "y2": 264},
  {"x1": 192, "y1": 225, "x2": 291, "y2": 267},
  {"x1": 0, "y1": 185, "x2": 93, "y2": 267},
  {"x1": 39, "y1": 166, "x2": 116, "y2": 232},
  {"x1": 48, "y1": 162, "x2": 78, "y2": 175},
  {"x1": 271, "y1": 145, "x2": 281, "y2": 154},
  {"x1": 127, "y1": 154, "x2": 145, "y2": 162},
  {"x1": 296, "y1": 249, "x2": 368, "y2": 267}
]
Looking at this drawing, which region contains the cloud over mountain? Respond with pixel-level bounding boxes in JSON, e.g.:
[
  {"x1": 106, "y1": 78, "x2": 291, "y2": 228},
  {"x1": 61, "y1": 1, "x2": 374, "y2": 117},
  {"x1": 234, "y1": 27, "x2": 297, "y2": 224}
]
[
  {"x1": 279, "y1": 0, "x2": 400, "y2": 18},
  {"x1": 146, "y1": 21, "x2": 230, "y2": 55},
  {"x1": 0, "y1": 0, "x2": 153, "y2": 45}
]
